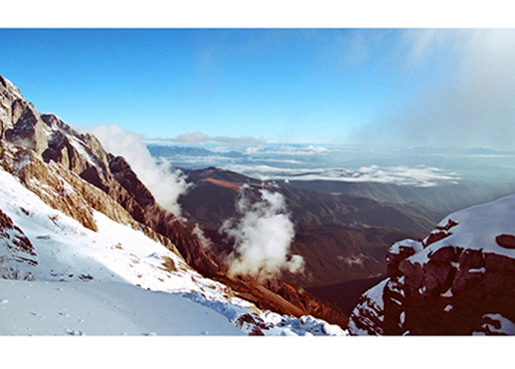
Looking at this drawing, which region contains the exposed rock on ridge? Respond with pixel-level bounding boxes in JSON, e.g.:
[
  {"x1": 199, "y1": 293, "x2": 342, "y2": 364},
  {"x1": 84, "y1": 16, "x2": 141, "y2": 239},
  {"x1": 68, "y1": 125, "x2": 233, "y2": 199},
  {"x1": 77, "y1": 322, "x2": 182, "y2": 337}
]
[
  {"x1": 349, "y1": 195, "x2": 515, "y2": 335},
  {"x1": 0, "y1": 208, "x2": 37, "y2": 269},
  {"x1": 0, "y1": 76, "x2": 189, "y2": 256}
]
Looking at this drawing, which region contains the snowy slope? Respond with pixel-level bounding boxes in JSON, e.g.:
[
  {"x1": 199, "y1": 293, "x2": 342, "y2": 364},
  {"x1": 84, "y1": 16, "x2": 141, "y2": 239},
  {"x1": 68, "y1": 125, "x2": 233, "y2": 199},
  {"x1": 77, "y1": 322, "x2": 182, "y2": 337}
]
[
  {"x1": 0, "y1": 168, "x2": 346, "y2": 336},
  {"x1": 0, "y1": 279, "x2": 243, "y2": 336}
]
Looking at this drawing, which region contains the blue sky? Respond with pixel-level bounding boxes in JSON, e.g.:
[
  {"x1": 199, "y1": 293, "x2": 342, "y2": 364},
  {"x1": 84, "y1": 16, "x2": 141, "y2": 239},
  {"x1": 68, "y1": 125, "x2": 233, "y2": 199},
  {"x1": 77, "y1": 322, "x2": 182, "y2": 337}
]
[{"x1": 1, "y1": 28, "x2": 515, "y2": 149}]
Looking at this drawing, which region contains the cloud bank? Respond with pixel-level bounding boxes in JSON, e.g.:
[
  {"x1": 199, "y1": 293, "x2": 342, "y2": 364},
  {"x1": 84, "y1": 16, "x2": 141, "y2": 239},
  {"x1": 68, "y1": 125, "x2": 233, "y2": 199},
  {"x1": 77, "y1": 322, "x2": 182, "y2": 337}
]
[
  {"x1": 78, "y1": 124, "x2": 190, "y2": 216},
  {"x1": 354, "y1": 29, "x2": 515, "y2": 150},
  {"x1": 220, "y1": 186, "x2": 304, "y2": 282},
  {"x1": 221, "y1": 164, "x2": 459, "y2": 187}
]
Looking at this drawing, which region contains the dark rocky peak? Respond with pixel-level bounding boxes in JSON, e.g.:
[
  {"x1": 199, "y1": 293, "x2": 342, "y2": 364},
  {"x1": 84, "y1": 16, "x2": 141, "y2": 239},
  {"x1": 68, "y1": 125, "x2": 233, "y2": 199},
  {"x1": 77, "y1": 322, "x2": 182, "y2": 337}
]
[
  {"x1": 41, "y1": 130, "x2": 71, "y2": 168},
  {"x1": 0, "y1": 208, "x2": 37, "y2": 269},
  {"x1": 0, "y1": 75, "x2": 8, "y2": 89},
  {"x1": 41, "y1": 113, "x2": 77, "y2": 133},
  {"x1": 42, "y1": 128, "x2": 109, "y2": 175},
  {"x1": 40, "y1": 113, "x2": 107, "y2": 164},
  {"x1": 3, "y1": 99, "x2": 48, "y2": 154},
  {"x1": 0, "y1": 77, "x2": 100, "y2": 168},
  {"x1": 0, "y1": 75, "x2": 23, "y2": 100}
]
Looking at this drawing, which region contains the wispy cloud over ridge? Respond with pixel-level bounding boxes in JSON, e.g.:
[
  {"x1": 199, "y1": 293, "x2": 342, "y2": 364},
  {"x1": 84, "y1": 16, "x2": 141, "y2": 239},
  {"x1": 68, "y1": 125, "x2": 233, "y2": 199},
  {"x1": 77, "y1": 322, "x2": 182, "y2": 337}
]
[
  {"x1": 354, "y1": 29, "x2": 515, "y2": 150},
  {"x1": 77, "y1": 124, "x2": 191, "y2": 216},
  {"x1": 146, "y1": 142, "x2": 481, "y2": 185}
]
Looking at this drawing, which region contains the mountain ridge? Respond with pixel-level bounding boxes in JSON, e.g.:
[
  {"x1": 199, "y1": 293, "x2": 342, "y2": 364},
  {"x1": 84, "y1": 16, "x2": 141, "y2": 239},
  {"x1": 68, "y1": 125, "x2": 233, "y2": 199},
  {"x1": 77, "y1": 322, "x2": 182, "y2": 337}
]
[{"x1": 0, "y1": 74, "x2": 348, "y2": 334}]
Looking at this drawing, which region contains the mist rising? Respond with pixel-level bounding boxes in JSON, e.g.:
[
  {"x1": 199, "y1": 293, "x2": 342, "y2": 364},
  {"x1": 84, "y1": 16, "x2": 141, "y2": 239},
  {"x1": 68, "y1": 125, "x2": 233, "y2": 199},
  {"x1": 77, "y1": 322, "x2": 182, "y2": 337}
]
[{"x1": 220, "y1": 186, "x2": 304, "y2": 282}]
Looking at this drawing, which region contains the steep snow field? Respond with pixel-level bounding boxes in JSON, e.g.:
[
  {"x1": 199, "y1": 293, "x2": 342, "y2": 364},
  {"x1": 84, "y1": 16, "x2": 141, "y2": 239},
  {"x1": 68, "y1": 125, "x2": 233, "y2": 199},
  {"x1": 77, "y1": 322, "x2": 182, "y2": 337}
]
[{"x1": 0, "y1": 168, "x2": 346, "y2": 336}]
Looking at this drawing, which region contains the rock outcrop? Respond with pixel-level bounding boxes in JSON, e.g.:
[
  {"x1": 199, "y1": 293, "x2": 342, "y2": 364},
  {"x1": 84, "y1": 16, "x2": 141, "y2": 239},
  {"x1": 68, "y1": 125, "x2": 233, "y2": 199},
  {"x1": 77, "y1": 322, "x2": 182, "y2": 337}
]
[
  {"x1": 0, "y1": 208, "x2": 37, "y2": 269},
  {"x1": 0, "y1": 75, "x2": 204, "y2": 267},
  {"x1": 349, "y1": 195, "x2": 515, "y2": 335}
]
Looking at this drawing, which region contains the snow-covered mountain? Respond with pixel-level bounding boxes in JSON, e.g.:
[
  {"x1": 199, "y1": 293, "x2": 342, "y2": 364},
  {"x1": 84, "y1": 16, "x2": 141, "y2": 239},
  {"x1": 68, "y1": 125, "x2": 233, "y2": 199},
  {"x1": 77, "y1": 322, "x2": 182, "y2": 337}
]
[
  {"x1": 0, "y1": 75, "x2": 346, "y2": 336},
  {"x1": 349, "y1": 193, "x2": 515, "y2": 335}
]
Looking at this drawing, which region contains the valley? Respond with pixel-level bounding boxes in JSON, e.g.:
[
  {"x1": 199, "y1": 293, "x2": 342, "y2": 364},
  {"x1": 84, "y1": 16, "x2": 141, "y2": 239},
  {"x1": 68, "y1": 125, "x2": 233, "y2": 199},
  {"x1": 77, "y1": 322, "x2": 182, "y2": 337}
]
[{"x1": 168, "y1": 163, "x2": 515, "y2": 314}]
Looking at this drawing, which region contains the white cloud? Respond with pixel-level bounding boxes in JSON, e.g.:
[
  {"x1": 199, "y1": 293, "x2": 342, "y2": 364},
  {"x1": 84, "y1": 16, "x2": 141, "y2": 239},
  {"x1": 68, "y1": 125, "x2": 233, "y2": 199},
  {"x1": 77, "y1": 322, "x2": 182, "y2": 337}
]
[
  {"x1": 399, "y1": 29, "x2": 461, "y2": 66},
  {"x1": 173, "y1": 132, "x2": 211, "y2": 143},
  {"x1": 77, "y1": 124, "x2": 191, "y2": 216},
  {"x1": 221, "y1": 163, "x2": 459, "y2": 187},
  {"x1": 220, "y1": 186, "x2": 304, "y2": 282},
  {"x1": 355, "y1": 29, "x2": 515, "y2": 150},
  {"x1": 337, "y1": 253, "x2": 368, "y2": 268}
]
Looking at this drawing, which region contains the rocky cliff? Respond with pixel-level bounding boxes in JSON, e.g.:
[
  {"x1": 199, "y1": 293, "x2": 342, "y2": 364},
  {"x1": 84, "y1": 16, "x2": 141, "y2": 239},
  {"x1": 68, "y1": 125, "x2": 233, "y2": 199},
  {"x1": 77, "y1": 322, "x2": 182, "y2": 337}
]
[
  {"x1": 349, "y1": 194, "x2": 515, "y2": 335},
  {"x1": 0, "y1": 75, "x2": 347, "y2": 330},
  {"x1": 0, "y1": 208, "x2": 37, "y2": 279}
]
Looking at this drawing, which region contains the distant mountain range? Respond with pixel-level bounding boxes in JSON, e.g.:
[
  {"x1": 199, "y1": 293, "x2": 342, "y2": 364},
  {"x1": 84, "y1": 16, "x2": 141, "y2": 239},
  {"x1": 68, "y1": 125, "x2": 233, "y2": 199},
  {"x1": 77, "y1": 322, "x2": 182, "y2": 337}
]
[
  {"x1": 148, "y1": 144, "x2": 245, "y2": 158},
  {"x1": 280, "y1": 179, "x2": 515, "y2": 217}
]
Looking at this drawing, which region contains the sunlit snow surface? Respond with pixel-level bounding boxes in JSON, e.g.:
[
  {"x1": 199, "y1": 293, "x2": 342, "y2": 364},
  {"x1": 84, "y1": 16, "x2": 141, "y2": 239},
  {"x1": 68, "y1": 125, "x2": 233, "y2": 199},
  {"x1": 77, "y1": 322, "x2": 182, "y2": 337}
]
[
  {"x1": 0, "y1": 279, "x2": 243, "y2": 336},
  {"x1": 407, "y1": 194, "x2": 515, "y2": 265},
  {"x1": 0, "y1": 169, "x2": 346, "y2": 336}
]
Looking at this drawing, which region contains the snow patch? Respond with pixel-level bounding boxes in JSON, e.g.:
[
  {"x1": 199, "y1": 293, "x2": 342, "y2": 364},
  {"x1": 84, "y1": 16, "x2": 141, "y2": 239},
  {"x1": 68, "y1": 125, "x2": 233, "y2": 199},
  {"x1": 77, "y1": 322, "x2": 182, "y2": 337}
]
[
  {"x1": 480, "y1": 313, "x2": 515, "y2": 335},
  {"x1": 408, "y1": 194, "x2": 515, "y2": 265},
  {"x1": 0, "y1": 279, "x2": 243, "y2": 335},
  {"x1": 362, "y1": 278, "x2": 388, "y2": 312},
  {"x1": 441, "y1": 288, "x2": 453, "y2": 297}
]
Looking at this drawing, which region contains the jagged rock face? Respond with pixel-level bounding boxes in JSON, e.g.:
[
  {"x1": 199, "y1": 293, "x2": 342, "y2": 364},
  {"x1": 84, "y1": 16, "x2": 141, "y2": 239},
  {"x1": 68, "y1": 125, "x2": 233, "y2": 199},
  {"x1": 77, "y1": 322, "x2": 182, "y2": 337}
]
[
  {"x1": 0, "y1": 75, "x2": 239, "y2": 280},
  {"x1": 349, "y1": 196, "x2": 515, "y2": 335},
  {"x1": 0, "y1": 208, "x2": 37, "y2": 266},
  {"x1": 38, "y1": 113, "x2": 220, "y2": 277},
  {"x1": 0, "y1": 75, "x2": 185, "y2": 257},
  {"x1": 262, "y1": 278, "x2": 349, "y2": 328},
  {"x1": 214, "y1": 274, "x2": 349, "y2": 329},
  {"x1": 0, "y1": 76, "x2": 50, "y2": 155},
  {"x1": 0, "y1": 208, "x2": 37, "y2": 281}
]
